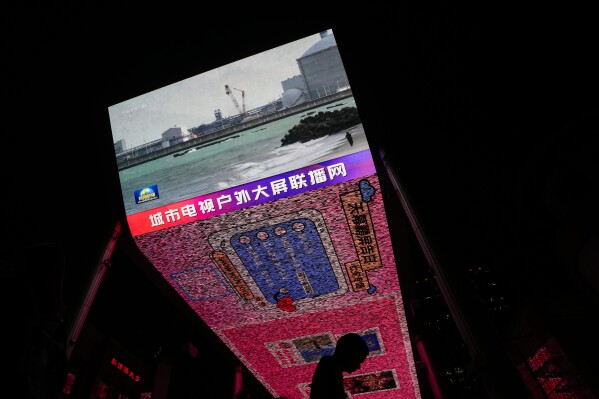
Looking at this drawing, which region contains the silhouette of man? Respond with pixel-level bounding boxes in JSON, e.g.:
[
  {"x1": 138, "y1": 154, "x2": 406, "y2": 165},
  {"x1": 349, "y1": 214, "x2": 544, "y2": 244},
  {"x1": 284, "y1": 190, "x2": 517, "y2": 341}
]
[
  {"x1": 309, "y1": 333, "x2": 369, "y2": 399},
  {"x1": 345, "y1": 131, "x2": 353, "y2": 146}
]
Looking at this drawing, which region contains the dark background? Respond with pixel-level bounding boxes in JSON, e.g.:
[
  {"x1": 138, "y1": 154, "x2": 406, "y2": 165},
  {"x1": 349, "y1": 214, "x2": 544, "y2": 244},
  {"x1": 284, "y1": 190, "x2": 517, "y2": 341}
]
[{"x1": 3, "y1": 3, "x2": 598, "y2": 398}]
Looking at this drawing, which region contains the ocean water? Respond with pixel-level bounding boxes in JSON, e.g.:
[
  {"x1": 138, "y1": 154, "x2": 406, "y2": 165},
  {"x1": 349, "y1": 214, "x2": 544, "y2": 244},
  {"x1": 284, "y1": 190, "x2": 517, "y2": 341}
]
[{"x1": 118, "y1": 97, "x2": 370, "y2": 215}]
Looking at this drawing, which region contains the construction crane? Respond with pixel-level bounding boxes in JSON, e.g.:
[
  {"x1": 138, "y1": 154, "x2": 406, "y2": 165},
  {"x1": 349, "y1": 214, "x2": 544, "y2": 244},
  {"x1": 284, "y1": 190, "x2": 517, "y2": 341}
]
[{"x1": 225, "y1": 85, "x2": 246, "y2": 114}]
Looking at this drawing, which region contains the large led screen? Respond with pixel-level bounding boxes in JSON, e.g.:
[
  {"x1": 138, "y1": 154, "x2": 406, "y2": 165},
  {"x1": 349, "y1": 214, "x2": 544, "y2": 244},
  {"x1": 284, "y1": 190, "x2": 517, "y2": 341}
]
[{"x1": 108, "y1": 29, "x2": 422, "y2": 399}]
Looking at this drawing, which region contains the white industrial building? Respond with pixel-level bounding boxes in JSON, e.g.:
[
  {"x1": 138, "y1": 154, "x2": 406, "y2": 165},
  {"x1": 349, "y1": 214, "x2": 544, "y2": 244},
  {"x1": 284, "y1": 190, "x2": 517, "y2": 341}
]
[
  {"x1": 162, "y1": 125, "x2": 195, "y2": 146},
  {"x1": 280, "y1": 30, "x2": 350, "y2": 108}
]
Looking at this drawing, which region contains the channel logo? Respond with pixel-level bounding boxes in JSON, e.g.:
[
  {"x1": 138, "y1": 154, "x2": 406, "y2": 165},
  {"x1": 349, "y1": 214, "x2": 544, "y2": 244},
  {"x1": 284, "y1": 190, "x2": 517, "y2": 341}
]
[{"x1": 134, "y1": 184, "x2": 160, "y2": 204}]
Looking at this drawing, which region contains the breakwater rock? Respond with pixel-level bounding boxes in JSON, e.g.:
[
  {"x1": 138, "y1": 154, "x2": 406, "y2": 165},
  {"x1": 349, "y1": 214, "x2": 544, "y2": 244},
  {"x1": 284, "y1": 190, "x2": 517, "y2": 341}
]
[{"x1": 280, "y1": 106, "x2": 360, "y2": 146}]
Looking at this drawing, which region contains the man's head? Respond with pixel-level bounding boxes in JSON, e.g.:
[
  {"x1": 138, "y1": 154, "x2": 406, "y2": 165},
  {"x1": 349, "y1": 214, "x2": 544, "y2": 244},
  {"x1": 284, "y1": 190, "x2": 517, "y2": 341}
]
[{"x1": 334, "y1": 333, "x2": 369, "y2": 373}]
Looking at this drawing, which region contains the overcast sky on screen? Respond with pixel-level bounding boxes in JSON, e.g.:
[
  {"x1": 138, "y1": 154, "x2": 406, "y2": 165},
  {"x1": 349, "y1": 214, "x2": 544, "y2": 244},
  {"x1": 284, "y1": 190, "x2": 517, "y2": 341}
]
[{"x1": 108, "y1": 31, "x2": 328, "y2": 149}]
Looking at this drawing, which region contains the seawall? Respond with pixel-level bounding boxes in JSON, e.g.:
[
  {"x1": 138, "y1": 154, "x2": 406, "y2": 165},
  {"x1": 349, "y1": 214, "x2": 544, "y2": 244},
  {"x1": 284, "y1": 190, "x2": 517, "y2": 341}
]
[{"x1": 117, "y1": 89, "x2": 354, "y2": 171}]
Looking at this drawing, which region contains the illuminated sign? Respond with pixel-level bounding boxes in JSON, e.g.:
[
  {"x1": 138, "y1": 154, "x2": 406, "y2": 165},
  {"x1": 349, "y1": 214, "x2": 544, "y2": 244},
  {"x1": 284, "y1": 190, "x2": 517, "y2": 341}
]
[
  {"x1": 110, "y1": 357, "x2": 141, "y2": 382},
  {"x1": 108, "y1": 29, "x2": 422, "y2": 399}
]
